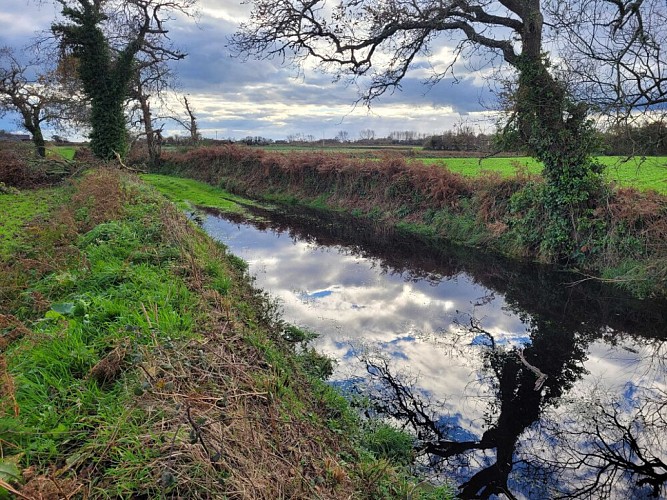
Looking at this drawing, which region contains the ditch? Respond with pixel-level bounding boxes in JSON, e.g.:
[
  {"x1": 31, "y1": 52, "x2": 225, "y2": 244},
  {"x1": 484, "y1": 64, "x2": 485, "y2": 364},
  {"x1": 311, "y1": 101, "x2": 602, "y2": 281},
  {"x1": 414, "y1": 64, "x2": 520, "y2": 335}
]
[{"x1": 196, "y1": 201, "x2": 667, "y2": 499}]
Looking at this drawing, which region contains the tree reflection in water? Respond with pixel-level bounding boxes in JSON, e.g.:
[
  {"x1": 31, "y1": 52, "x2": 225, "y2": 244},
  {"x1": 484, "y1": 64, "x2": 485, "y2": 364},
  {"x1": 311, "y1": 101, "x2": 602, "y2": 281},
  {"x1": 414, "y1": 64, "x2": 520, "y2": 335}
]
[
  {"x1": 535, "y1": 386, "x2": 667, "y2": 498},
  {"x1": 199, "y1": 205, "x2": 667, "y2": 498},
  {"x1": 360, "y1": 314, "x2": 667, "y2": 499}
]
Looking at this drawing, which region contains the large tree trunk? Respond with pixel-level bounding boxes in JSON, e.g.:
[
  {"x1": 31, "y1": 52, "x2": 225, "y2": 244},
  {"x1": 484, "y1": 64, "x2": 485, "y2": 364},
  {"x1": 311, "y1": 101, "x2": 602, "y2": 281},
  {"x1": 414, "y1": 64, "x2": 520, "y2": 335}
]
[
  {"x1": 19, "y1": 107, "x2": 46, "y2": 158},
  {"x1": 32, "y1": 127, "x2": 46, "y2": 158},
  {"x1": 512, "y1": 0, "x2": 604, "y2": 260},
  {"x1": 31, "y1": 107, "x2": 46, "y2": 158},
  {"x1": 89, "y1": 94, "x2": 127, "y2": 160},
  {"x1": 183, "y1": 96, "x2": 199, "y2": 144}
]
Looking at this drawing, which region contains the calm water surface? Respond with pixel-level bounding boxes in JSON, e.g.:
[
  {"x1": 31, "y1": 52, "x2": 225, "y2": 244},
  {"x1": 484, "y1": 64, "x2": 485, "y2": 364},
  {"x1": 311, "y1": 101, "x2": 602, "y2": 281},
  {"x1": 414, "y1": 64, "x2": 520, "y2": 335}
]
[{"x1": 200, "y1": 206, "x2": 667, "y2": 499}]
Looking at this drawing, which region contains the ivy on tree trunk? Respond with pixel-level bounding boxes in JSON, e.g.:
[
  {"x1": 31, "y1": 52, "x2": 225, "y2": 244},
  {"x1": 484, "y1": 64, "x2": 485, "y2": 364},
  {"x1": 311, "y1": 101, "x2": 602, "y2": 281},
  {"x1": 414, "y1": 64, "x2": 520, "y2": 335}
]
[{"x1": 53, "y1": 1, "x2": 148, "y2": 160}]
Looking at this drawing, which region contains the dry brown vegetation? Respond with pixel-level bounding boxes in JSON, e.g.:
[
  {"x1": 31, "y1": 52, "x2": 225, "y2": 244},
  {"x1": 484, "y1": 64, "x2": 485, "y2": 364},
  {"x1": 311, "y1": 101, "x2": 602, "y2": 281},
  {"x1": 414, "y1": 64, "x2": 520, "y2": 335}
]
[
  {"x1": 127, "y1": 205, "x2": 360, "y2": 498},
  {"x1": 0, "y1": 142, "x2": 78, "y2": 189},
  {"x1": 162, "y1": 145, "x2": 480, "y2": 223},
  {"x1": 156, "y1": 145, "x2": 667, "y2": 297}
]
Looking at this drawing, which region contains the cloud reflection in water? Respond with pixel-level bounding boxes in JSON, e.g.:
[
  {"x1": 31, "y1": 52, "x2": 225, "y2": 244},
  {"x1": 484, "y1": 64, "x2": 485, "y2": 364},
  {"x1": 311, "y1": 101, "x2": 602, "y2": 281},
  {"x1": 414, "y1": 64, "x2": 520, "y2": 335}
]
[{"x1": 200, "y1": 209, "x2": 667, "y2": 498}]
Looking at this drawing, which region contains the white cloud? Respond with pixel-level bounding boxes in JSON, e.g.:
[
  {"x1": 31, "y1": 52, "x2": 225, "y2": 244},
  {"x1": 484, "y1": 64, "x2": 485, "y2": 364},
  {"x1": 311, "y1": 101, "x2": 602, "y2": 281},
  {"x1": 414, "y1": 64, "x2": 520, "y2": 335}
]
[{"x1": 0, "y1": 0, "x2": 499, "y2": 138}]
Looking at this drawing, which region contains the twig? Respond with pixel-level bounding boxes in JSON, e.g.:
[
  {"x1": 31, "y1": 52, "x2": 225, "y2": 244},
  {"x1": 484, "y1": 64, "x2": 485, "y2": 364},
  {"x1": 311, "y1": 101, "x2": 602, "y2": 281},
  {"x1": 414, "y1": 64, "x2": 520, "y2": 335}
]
[
  {"x1": 0, "y1": 478, "x2": 30, "y2": 499},
  {"x1": 185, "y1": 405, "x2": 212, "y2": 459},
  {"x1": 565, "y1": 272, "x2": 643, "y2": 287},
  {"x1": 155, "y1": 392, "x2": 268, "y2": 402},
  {"x1": 113, "y1": 150, "x2": 146, "y2": 173}
]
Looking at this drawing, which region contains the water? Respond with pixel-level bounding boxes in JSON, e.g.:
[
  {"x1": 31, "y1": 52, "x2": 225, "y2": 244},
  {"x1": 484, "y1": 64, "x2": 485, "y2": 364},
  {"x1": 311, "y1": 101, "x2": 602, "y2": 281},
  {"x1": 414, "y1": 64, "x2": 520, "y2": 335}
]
[{"x1": 199, "y1": 206, "x2": 667, "y2": 499}]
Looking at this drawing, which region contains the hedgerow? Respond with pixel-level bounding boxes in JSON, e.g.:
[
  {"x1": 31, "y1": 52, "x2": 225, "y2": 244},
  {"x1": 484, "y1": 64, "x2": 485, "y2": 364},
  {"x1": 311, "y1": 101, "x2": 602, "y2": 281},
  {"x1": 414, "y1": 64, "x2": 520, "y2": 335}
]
[{"x1": 152, "y1": 145, "x2": 667, "y2": 298}]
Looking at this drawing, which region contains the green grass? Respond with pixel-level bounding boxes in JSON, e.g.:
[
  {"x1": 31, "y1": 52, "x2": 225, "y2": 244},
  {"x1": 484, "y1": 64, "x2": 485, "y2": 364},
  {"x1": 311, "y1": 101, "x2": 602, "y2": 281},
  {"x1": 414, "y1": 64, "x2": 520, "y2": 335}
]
[
  {"x1": 421, "y1": 156, "x2": 667, "y2": 193},
  {"x1": 141, "y1": 174, "x2": 254, "y2": 212},
  {"x1": 600, "y1": 156, "x2": 667, "y2": 193},
  {"x1": 1, "y1": 172, "x2": 454, "y2": 498},
  {"x1": 6, "y1": 220, "x2": 195, "y2": 445},
  {"x1": 0, "y1": 187, "x2": 62, "y2": 259},
  {"x1": 48, "y1": 146, "x2": 77, "y2": 160},
  {"x1": 1, "y1": 176, "x2": 198, "y2": 493}
]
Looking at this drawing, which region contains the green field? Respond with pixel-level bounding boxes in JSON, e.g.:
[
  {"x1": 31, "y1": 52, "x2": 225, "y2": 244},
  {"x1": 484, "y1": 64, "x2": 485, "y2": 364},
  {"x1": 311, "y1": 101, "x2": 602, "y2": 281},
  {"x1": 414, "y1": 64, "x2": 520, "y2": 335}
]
[
  {"x1": 253, "y1": 145, "x2": 666, "y2": 194},
  {"x1": 421, "y1": 156, "x2": 667, "y2": 194},
  {"x1": 51, "y1": 146, "x2": 77, "y2": 160}
]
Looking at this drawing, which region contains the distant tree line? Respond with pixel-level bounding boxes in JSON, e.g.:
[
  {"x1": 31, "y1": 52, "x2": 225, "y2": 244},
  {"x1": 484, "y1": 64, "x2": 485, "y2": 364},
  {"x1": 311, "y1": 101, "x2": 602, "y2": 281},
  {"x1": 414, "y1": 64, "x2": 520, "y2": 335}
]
[
  {"x1": 600, "y1": 121, "x2": 667, "y2": 156},
  {"x1": 423, "y1": 128, "x2": 493, "y2": 152},
  {"x1": 239, "y1": 135, "x2": 274, "y2": 146}
]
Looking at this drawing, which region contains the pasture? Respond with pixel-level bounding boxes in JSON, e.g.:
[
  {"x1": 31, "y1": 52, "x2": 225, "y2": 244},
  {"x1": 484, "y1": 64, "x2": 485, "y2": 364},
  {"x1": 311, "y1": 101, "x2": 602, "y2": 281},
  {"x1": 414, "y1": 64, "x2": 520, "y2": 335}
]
[
  {"x1": 48, "y1": 145, "x2": 77, "y2": 160},
  {"x1": 421, "y1": 156, "x2": 667, "y2": 194},
  {"x1": 254, "y1": 145, "x2": 666, "y2": 193}
]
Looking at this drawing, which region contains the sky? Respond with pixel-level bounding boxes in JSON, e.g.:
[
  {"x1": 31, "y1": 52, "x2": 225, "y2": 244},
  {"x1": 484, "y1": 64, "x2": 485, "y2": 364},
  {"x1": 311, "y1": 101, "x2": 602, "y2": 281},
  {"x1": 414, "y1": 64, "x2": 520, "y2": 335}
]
[{"x1": 0, "y1": 0, "x2": 500, "y2": 141}]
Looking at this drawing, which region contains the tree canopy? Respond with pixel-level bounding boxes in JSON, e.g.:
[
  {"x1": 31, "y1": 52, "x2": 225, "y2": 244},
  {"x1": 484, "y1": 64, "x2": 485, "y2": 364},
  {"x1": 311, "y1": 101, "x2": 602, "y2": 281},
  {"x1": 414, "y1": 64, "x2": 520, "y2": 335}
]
[{"x1": 233, "y1": 0, "x2": 666, "y2": 113}]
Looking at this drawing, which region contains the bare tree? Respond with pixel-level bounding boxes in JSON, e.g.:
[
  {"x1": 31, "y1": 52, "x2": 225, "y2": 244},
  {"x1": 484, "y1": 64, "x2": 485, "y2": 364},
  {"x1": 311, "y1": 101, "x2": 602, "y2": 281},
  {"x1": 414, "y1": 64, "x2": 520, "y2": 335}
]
[
  {"x1": 232, "y1": 0, "x2": 667, "y2": 260},
  {"x1": 128, "y1": 56, "x2": 180, "y2": 165},
  {"x1": 0, "y1": 47, "x2": 83, "y2": 157},
  {"x1": 335, "y1": 129, "x2": 350, "y2": 143},
  {"x1": 168, "y1": 95, "x2": 200, "y2": 144},
  {"x1": 544, "y1": 1, "x2": 667, "y2": 118},
  {"x1": 359, "y1": 128, "x2": 376, "y2": 141},
  {"x1": 128, "y1": 72, "x2": 164, "y2": 165}
]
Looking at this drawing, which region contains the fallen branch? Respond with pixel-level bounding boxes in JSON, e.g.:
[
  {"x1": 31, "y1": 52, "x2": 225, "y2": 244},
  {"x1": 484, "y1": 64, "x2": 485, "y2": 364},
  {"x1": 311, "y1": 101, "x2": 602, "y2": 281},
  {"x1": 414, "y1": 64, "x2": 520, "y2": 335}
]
[
  {"x1": 113, "y1": 150, "x2": 146, "y2": 173},
  {"x1": 516, "y1": 350, "x2": 548, "y2": 391}
]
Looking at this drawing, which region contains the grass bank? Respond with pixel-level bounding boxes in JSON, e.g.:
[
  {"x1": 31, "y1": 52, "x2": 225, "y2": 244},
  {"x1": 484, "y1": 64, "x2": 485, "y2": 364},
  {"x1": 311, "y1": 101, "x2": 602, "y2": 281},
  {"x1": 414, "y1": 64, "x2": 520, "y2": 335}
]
[
  {"x1": 0, "y1": 168, "x2": 452, "y2": 498},
  {"x1": 153, "y1": 145, "x2": 667, "y2": 299}
]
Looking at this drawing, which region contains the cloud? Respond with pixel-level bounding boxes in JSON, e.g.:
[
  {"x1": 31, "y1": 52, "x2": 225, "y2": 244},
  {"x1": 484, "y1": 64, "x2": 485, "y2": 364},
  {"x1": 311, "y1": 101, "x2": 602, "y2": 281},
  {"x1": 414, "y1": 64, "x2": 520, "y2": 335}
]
[
  {"x1": 0, "y1": 0, "x2": 499, "y2": 139},
  {"x1": 0, "y1": 1, "x2": 58, "y2": 44}
]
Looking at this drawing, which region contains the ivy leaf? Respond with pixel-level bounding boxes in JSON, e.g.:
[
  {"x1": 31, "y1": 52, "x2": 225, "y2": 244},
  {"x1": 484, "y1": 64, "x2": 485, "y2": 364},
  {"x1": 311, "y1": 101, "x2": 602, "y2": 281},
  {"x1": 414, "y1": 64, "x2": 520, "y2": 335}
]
[
  {"x1": 51, "y1": 303, "x2": 75, "y2": 315},
  {"x1": 0, "y1": 461, "x2": 21, "y2": 483}
]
